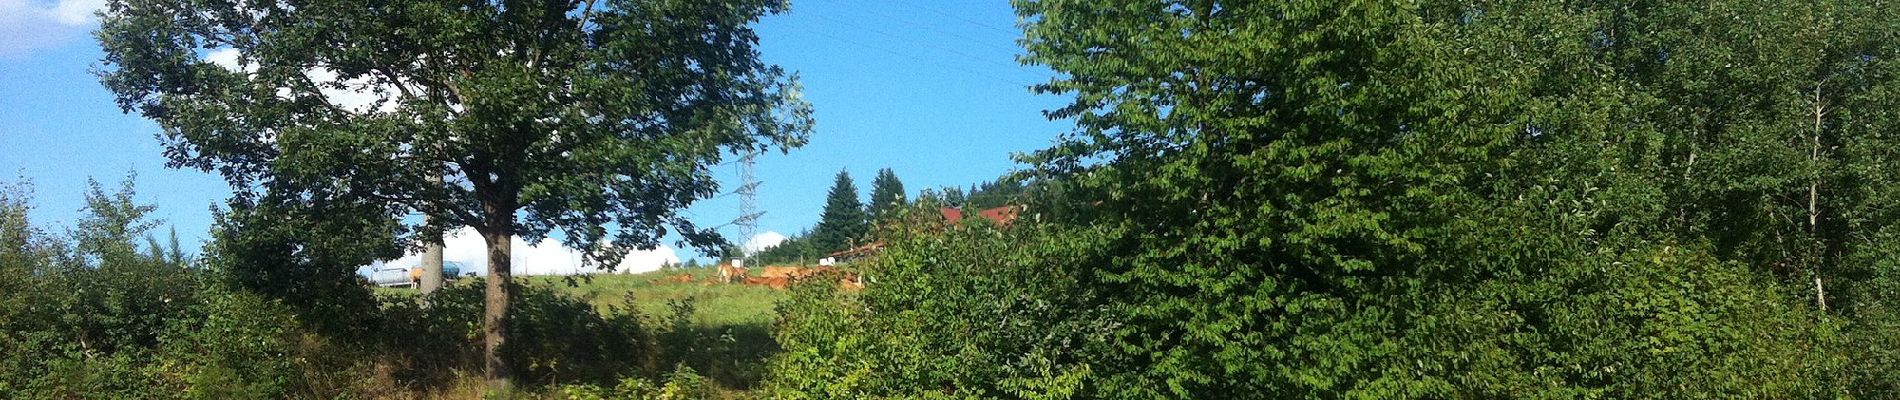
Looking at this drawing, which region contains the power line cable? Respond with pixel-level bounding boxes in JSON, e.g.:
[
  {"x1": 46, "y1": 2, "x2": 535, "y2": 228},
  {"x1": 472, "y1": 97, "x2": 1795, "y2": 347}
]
[{"x1": 888, "y1": 0, "x2": 1019, "y2": 35}]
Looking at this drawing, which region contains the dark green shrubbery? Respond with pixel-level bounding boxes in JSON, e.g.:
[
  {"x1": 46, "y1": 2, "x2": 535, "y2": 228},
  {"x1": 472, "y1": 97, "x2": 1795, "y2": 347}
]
[
  {"x1": 763, "y1": 0, "x2": 1899, "y2": 398},
  {"x1": 0, "y1": 177, "x2": 664, "y2": 397},
  {"x1": 377, "y1": 279, "x2": 653, "y2": 389},
  {"x1": 560, "y1": 365, "x2": 718, "y2": 400},
  {"x1": 767, "y1": 205, "x2": 1861, "y2": 399},
  {"x1": 0, "y1": 178, "x2": 324, "y2": 399}
]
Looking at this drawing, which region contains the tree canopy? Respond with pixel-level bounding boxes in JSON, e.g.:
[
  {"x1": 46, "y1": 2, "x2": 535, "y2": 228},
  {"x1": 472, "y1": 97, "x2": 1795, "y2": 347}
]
[
  {"x1": 94, "y1": 0, "x2": 812, "y2": 387},
  {"x1": 762, "y1": 0, "x2": 1900, "y2": 397}
]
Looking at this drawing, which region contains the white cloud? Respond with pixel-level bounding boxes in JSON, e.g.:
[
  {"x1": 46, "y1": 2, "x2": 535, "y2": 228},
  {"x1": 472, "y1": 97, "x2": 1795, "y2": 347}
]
[
  {"x1": 0, "y1": 0, "x2": 94, "y2": 57},
  {"x1": 204, "y1": 48, "x2": 246, "y2": 71},
  {"x1": 303, "y1": 67, "x2": 394, "y2": 113},
  {"x1": 50, "y1": 0, "x2": 103, "y2": 25},
  {"x1": 378, "y1": 227, "x2": 680, "y2": 277},
  {"x1": 742, "y1": 231, "x2": 787, "y2": 255},
  {"x1": 205, "y1": 49, "x2": 396, "y2": 113}
]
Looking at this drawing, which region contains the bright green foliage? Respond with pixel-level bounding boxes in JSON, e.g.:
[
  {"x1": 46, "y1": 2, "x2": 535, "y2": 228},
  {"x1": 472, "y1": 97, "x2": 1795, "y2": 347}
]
[
  {"x1": 810, "y1": 170, "x2": 869, "y2": 254},
  {"x1": 1006, "y1": 0, "x2": 1897, "y2": 396},
  {"x1": 760, "y1": 0, "x2": 1900, "y2": 397},
  {"x1": 156, "y1": 287, "x2": 306, "y2": 400},
  {"x1": 766, "y1": 207, "x2": 1108, "y2": 399},
  {"x1": 0, "y1": 177, "x2": 325, "y2": 399},
  {"x1": 94, "y1": 0, "x2": 812, "y2": 384},
  {"x1": 1012, "y1": 1, "x2": 1547, "y2": 395},
  {"x1": 375, "y1": 280, "x2": 653, "y2": 387},
  {"x1": 204, "y1": 198, "x2": 401, "y2": 338},
  {"x1": 561, "y1": 365, "x2": 718, "y2": 400},
  {"x1": 868, "y1": 168, "x2": 907, "y2": 223},
  {"x1": 93, "y1": 0, "x2": 812, "y2": 257}
]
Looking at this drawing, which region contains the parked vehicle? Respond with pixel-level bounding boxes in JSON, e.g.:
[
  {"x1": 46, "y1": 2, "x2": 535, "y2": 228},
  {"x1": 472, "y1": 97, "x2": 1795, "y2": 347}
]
[
  {"x1": 367, "y1": 262, "x2": 467, "y2": 288},
  {"x1": 369, "y1": 266, "x2": 415, "y2": 288}
]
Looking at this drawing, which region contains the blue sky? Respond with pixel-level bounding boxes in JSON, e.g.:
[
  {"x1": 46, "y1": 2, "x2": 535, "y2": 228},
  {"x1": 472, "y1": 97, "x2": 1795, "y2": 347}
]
[{"x1": 0, "y1": 0, "x2": 1073, "y2": 269}]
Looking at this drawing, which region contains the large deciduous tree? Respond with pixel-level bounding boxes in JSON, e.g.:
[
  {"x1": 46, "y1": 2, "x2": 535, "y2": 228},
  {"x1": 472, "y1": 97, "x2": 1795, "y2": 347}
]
[{"x1": 94, "y1": 0, "x2": 812, "y2": 388}]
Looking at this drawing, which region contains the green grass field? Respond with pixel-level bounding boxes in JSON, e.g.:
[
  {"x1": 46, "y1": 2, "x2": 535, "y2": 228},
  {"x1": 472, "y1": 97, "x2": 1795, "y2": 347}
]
[
  {"x1": 523, "y1": 268, "x2": 786, "y2": 328},
  {"x1": 377, "y1": 267, "x2": 790, "y2": 394}
]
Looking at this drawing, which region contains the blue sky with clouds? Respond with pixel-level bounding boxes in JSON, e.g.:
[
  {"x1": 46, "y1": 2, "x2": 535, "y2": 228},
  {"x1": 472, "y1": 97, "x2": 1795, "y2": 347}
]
[{"x1": 0, "y1": 0, "x2": 1073, "y2": 272}]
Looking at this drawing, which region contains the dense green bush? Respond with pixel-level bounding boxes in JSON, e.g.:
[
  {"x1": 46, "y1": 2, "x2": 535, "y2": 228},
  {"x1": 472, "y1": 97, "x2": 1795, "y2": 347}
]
[
  {"x1": 1, "y1": 178, "x2": 667, "y2": 397},
  {"x1": 768, "y1": 208, "x2": 1859, "y2": 399},
  {"x1": 376, "y1": 279, "x2": 654, "y2": 389},
  {"x1": 561, "y1": 365, "x2": 717, "y2": 400},
  {"x1": 0, "y1": 178, "x2": 326, "y2": 398},
  {"x1": 766, "y1": 211, "x2": 1108, "y2": 399},
  {"x1": 768, "y1": 1, "x2": 1899, "y2": 396}
]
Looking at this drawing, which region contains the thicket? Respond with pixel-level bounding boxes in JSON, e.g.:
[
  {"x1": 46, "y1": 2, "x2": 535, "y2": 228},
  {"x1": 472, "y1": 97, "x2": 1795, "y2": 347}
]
[
  {"x1": 0, "y1": 178, "x2": 706, "y2": 398},
  {"x1": 765, "y1": 0, "x2": 1900, "y2": 398}
]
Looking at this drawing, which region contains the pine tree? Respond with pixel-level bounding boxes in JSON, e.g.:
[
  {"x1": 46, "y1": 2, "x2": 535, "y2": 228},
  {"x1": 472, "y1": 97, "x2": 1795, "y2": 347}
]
[
  {"x1": 810, "y1": 170, "x2": 868, "y2": 254},
  {"x1": 867, "y1": 168, "x2": 907, "y2": 222}
]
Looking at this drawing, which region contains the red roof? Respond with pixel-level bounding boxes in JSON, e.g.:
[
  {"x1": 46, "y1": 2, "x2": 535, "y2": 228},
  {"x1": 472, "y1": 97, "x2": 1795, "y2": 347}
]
[
  {"x1": 940, "y1": 206, "x2": 1020, "y2": 226},
  {"x1": 977, "y1": 206, "x2": 1020, "y2": 225},
  {"x1": 940, "y1": 207, "x2": 965, "y2": 224}
]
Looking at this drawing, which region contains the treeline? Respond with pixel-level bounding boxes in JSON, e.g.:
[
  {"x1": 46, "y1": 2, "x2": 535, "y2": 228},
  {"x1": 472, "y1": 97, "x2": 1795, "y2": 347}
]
[
  {"x1": 762, "y1": 0, "x2": 1900, "y2": 398},
  {"x1": 754, "y1": 168, "x2": 1033, "y2": 266}
]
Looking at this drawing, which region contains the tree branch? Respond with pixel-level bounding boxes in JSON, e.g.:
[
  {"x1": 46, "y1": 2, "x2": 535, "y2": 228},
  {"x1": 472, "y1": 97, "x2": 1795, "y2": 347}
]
[{"x1": 577, "y1": 0, "x2": 599, "y2": 30}]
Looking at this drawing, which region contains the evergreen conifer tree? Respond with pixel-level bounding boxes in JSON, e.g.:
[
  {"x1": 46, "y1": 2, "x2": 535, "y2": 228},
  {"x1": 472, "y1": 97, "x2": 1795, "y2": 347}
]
[{"x1": 810, "y1": 170, "x2": 868, "y2": 254}]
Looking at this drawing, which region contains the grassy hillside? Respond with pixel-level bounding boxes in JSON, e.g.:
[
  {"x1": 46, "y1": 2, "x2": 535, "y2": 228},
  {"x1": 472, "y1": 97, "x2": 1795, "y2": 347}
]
[
  {"x1": 380, "y1": 267, "x2": 790, "y2": 395},
  {"x1": 524, "y1": 268, "x2": 786, "y2": 328}
]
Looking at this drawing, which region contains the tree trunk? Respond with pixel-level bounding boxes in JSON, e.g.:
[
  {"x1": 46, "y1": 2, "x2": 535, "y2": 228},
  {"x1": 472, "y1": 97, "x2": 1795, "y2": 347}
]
[
  {"x1": 420, "y1": 240, "x2": 444, "y2": 293},
  {"x1": 1809, "y1": 85, "x2": 1827, "y2": 312},
  {"x1": 419, "y1": 173, "x2": 446, "y2": 295},
  {"x1": 482, "y1": 226, "x2": 514, "y2": 390}
]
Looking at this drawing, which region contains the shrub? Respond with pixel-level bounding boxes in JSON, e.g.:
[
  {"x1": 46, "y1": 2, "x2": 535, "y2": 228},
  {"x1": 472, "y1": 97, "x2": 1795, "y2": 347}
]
[
  {"x1": 561, "y1": 365, "x2": 716, "y2": 400},
  {"x1": 377, "y1": 279, "x2": 654, "y2": 389},
  {"x1": 765, "y1": 211, "x2": 1107, "y2": 399},
  {"x1": 156, "y1": 287, "x2": 306, "y2": 399}
]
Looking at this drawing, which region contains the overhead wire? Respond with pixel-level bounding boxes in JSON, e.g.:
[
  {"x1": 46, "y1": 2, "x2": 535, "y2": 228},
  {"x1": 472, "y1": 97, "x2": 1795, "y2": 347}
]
[{"x1": 888, "y1": 0, "x2": 1020, "y2": 35}]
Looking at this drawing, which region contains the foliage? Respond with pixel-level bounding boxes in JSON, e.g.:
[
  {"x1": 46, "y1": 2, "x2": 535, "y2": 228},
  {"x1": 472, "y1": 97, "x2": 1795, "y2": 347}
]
[
  {"x1": 758, "y1": 0, "x2": 1900, "y2": 398},
  {"x1": 755, "y1": 229, "x2": 821, "y2": 266},
  {"x1": 0, "y1": 177, "x2": 336, "y2": 399},
  {"x1": 810, "y1": 170, "x2": 870, "y2": 255},
  {"x1": 961, "y1": 177, "x2": 1027, "y2": 211},
  {"x1": 96, "y1": 0, "x2": 814, "y2": 385},
  {"x1": 204, "y1": 198, "x2": 400, "y2": 338},
  {"x1": 766, "y1": 208, "x2": 1108, "y2": 399},
  {"x1": 560, "y1": 365, "x2": 718, "y2": 400},
  {"x1": 2, "y1": 176, "x2": 735, "y2": 398},
  {"x1": 867, "y1": 168, "x2": 907, "y2": 222},
  {"x1": 376, "y1": 279, "x2": 654, "y2": 388}
]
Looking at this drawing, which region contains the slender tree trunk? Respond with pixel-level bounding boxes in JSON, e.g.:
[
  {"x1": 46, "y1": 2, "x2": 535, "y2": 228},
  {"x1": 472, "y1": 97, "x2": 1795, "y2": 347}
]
[
  {"x1": 1810, "y1": 85, "x2": 1827, "y2": 312},
  {"x1": 482, "y1": 227, "x2": 513, "y2": 390}
]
